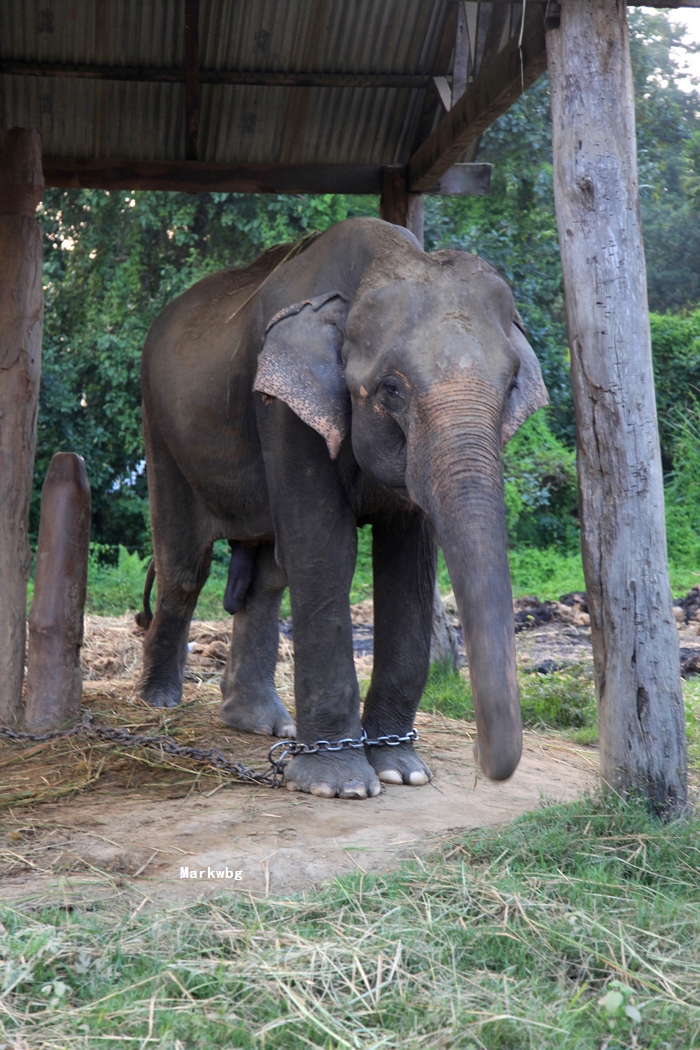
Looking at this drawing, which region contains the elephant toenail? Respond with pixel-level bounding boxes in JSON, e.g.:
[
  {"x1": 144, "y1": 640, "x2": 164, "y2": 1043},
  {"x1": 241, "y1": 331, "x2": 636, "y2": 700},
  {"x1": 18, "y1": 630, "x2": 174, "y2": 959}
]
[
  {"x1": 369, "y1": 781, "x2": 381, "y2": 797},
  {"x1": 378, "y1": 769, "x2": 403, "y2": 785},
  {"x1": 285, "y1": 780, "x2": 302, "y2": 792},
  {"x1": 340, "y1": 781, "x2": 368, "y2": 799},
  {"x1": 409, "y1": 770, "x2": 430, "y2": 785},
  {"x1": 310, "y1": 781, "x2": 336, "y2": 798}
]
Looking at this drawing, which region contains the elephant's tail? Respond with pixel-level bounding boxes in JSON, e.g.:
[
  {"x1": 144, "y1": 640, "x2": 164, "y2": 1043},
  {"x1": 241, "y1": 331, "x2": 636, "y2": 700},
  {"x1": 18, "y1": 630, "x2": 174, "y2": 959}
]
[{"x1": 135, "y1": 558, "x2": 156, "y2": 631}]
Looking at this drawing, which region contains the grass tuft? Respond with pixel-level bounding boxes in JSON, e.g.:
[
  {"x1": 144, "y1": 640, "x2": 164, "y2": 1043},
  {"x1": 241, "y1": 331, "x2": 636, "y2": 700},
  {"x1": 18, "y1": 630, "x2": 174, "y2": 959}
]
[{"x1": 1, "y1": 795, "x2": 699, "y2": 1048}]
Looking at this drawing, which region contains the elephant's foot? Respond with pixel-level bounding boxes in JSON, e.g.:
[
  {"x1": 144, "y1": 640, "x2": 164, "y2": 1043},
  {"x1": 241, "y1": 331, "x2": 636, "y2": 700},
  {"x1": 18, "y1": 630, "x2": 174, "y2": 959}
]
[
  {"x1": 284, "y1": 750, "x2": 381, "y2": 799},
  {"x1": 219, "y1": 689, "x2": 296, "y2": 738},
  {"x1": 365, "y1": 741, "x2": 431, "y2": 786},
  {"x1": 138, "y1": 676, "x2": 183, "y2": 709}
]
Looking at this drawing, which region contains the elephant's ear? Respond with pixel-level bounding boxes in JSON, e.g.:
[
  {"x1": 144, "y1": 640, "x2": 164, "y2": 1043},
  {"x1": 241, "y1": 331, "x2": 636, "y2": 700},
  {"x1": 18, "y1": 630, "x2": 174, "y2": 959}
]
[
  {"x1": 254, "y1": 291, "x2": 351, "y2": 459},
  {"x1": 501, "y1": 317, "x2": 550, "y2": 446}
]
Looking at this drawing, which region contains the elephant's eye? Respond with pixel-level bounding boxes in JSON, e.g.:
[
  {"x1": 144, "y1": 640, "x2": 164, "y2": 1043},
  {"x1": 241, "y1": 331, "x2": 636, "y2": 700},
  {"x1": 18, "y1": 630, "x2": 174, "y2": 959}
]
[
  {"x1": 507, "y1": 376, "x2": 519, "y2": 398},
  {"x1": 381, "y1": 378, "x2": 403, "y2": 398}
]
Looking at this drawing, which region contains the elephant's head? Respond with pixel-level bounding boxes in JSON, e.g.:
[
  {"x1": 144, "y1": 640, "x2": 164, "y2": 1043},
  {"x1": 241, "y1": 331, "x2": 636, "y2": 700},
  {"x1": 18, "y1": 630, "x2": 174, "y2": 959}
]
[{"x1": 254, "y1": 242, "x2": 549, "y2": 781}]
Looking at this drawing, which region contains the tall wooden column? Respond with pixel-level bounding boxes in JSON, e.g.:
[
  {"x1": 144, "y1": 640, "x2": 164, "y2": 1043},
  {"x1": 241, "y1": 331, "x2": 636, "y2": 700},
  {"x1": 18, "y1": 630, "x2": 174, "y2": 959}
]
[
  {"x1": 0, "y1": 129, "x2": 44, "y2": 724},
  {"x1": 547, "y1": 2, "x2": 687, "y2": 814}
]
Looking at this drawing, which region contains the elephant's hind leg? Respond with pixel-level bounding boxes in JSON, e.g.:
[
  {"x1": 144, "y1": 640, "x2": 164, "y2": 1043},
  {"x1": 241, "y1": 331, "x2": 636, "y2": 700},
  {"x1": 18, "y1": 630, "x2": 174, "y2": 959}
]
[
  {"x1": 138, "y1": 413, "x2": 214, "y2": 708},
  {"x1": 362, "y1": 512, "x2": 435, "y2": 786},
  {"x1": 219, "y1": 543, "x2": 296, "y2": 738}
]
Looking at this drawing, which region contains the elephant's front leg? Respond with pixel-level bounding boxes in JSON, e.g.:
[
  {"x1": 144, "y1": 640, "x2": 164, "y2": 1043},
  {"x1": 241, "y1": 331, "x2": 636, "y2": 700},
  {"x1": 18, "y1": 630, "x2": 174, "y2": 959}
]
[
  {"x1": 363, "y1": 511, "x2": 435, "y2": 786},
  {"x1": 258, "y1": 401, "x2": 379, "y2": 799}
]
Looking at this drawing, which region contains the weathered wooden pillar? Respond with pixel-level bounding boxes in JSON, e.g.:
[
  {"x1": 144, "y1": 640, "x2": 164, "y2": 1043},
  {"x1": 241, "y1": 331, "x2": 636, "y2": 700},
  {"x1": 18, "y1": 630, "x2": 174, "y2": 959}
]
[
  {"x1": 24, "y1": 453, "x2": 91, "y2": 729},
  {"x1": 0, "y1": 128, "x2": 44, "y2": 725},
  {"x1": 547, "y1": 1, "x2": 687, "y2": 814}
]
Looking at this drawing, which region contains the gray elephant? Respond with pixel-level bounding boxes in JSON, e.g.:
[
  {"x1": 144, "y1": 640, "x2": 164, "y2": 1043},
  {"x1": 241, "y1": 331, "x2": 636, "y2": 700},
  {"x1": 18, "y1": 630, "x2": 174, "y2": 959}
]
[{"x1": 138, "y1": 218, "x2": 548, "y2": 798}]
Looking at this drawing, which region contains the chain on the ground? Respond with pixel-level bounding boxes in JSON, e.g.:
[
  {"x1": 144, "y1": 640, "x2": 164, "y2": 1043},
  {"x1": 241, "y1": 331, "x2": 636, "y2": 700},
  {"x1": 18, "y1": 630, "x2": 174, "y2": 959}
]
[{"x1": 0, "y1": 715, "x2": 419, "y2": 789}]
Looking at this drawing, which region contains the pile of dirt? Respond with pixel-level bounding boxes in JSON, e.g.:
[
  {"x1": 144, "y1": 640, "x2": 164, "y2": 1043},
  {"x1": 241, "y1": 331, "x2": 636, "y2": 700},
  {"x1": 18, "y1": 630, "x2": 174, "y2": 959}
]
[
  {"x1": 512, "y1": 592, "x2": 590, "y2": 632},
  {"x1": 675, "y1": 585, "x2": 700, "y2": 625}
]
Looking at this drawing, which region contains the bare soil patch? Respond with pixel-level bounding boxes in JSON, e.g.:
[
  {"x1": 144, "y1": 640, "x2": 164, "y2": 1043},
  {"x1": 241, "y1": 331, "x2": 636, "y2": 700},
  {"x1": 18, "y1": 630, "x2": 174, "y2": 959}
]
[
  {"x1": 0, "y1": 611, "x2": 603, "y2": 904},
  {"x1": 0, "y1": 686, "x2": 596, "y2": 902}
]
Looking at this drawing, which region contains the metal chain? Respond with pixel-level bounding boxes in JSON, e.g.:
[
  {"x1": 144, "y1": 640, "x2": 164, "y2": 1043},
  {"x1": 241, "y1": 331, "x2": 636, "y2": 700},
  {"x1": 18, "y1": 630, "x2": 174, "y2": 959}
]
[{"x1": 0, "y1": 716, "x2": 419, "y2": 790}]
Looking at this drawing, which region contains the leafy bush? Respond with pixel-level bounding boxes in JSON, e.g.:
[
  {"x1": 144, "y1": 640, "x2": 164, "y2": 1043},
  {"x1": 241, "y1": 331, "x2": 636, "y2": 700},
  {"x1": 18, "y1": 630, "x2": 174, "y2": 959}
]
[
  {"x1": 420, "y1": 660, "x2": 597, "y2": 733},
  {"x1": 86, "y1": 545, "x2": 151, "y2": 615},
  {"x1": 502, "y1": 410, "x2": 578, "y2": 549},
  {"x1": 664, "y1": 405, "x2": 700, "y2": 579},
  {"x1": 650, "y1": 308, "x2": 700, "y2": 470}
]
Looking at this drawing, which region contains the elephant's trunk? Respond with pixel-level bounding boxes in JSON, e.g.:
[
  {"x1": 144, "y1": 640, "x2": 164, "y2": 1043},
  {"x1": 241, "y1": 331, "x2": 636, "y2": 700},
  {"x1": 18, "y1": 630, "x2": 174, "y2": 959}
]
[{"x1": 407, "y1": 383, "x2": 522, "y2": 781}]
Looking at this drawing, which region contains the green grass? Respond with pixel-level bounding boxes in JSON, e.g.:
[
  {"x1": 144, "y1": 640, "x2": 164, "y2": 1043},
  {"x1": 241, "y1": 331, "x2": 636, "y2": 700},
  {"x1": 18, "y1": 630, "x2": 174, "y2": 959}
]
[
  {"x1": 2, "y1": 794, "x2": 699, "y2": 1048},
  {"x1": 421, "y1": 660, "x2": 700, "y2": 757}
]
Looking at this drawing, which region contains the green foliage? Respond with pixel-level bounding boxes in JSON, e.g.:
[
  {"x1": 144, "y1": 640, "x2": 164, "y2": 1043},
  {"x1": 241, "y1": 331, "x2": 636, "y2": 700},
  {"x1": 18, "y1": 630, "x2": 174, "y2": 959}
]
[
  {"x1": 86, "y1": 545, "x2": 151, "y2": 615},
  {"x1": 664, "y1": 405, "x2": 700, "y2": 574},
  {"x1": 502, "y1": 410, "x2": 578, "y2": 549},
  {"x1": 508, "y1": 546, "x2": 586, "y2": 600},
  {"x1": 3, "y1": 795, "x2": 699, "y2": 1048},
  {"x1": 650, "y1": 307, "x2": 700, "y2": 470},
  {"x1": 421, "y1": 660, "x2": 597, "y2": 735}
]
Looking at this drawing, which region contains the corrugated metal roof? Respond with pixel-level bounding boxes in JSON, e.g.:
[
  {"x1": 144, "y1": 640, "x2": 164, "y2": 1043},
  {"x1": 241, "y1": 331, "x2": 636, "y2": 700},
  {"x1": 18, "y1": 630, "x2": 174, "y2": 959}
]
[{"x1": 0, "y1": 1, "x2": 523, "y2": 166}]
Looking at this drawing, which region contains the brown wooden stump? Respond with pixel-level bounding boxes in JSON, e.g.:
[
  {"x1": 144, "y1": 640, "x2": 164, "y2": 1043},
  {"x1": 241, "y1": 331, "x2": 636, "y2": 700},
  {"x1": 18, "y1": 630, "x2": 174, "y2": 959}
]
[
  {"x1": 24, "y1": 453, "x2": 91, "y2": 729},
  {"x1": 0, "y1": 128, "x2": 44, "y2": 725},
  {"x1": 547, "y1": 0, "x2": 687, "y2": 814}
]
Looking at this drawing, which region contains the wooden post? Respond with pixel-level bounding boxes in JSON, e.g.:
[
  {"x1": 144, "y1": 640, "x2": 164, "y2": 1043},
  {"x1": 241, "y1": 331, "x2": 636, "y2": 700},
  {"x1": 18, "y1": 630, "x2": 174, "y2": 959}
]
[
  {"x1": 24, "y1": 453, "x2": 91, "y2": 729},
  {"x1": 547, "y1": 1, "x2": 687, "y2": 815},
  {"x1": 0, "y1": 128, "x2": 44, "y2": 725}
]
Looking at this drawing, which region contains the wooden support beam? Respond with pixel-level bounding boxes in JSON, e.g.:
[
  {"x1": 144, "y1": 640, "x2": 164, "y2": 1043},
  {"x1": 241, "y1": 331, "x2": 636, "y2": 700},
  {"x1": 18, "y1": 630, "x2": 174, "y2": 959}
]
[
  {"x1": 0, "y1": 128, "x2": 44, "y2": 725},
  {"x1": 184, "y1": 0, "x2": 200, "y2": 161},
  {"x1": 25, "y1": 453, "x2": 91, "y2": 730},
  {"x1": 0, "y1": 61, "x2": 434, "y2": 89},
  {"x1": 547, "y1": 0, "x2": 687, "y2": 815},
  {"x1": 42, "y1": 158, "x2": 491, "y2": 196},
  {"x1": 409, "y1": 5, "x2": 548, "y2": 192},
  {"x1": 380, "y1": 166, "x2": 408, "y2": 226}
]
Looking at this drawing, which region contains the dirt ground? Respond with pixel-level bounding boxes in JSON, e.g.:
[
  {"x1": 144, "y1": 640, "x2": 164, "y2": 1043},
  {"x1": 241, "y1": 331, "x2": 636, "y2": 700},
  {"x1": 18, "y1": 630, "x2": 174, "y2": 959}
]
[
  {"x1": 0, "y1": 698, "x2": 596, "y2": 903},
  {"x1": 2, "y1": 600, "x2": 697, "y2": 904}
]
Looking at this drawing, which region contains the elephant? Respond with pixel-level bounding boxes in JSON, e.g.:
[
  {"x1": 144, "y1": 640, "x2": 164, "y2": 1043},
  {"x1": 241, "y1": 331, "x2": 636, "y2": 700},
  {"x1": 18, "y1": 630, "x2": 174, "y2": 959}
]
[{"x1": 137, "y1": 217, "x2": 549, "y2": 799}]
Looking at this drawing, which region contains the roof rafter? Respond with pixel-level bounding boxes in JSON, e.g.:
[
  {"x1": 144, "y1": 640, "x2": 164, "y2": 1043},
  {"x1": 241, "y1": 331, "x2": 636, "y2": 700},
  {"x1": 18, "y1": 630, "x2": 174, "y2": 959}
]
[{"x1": 408, "y1": 4, "x2": 548, "y2": 192}]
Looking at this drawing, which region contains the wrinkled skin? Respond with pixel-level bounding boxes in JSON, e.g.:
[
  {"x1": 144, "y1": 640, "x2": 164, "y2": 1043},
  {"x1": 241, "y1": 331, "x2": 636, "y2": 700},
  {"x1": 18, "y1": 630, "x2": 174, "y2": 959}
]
[{"x1": 139, "y1": 218, "x2": 548, "y2": 798}]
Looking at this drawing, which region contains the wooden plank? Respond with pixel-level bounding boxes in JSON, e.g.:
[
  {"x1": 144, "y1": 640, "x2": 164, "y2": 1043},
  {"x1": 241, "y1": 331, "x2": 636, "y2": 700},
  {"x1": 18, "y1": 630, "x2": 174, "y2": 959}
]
[
  {"x1": 0, "y1": 128, "x2": 44, "y2": 726},
  {"x1": 184, "y1": 0, "x2": 200, "y2": 162},
  {"x1": 409, "y1": 6, "x2": 548, "y2": 191},
  {"x1": 0, "y1": 61, "x2": 432, "y2": 89},
  {"x1": 547, "y1": 0, "x2": 687, "y2": 815},
  {"x1": 43, "y1": 159, "x2": 387, "y2": 194},
  {"x1": 429, "y1": 162, "x2": 491, "y2": 195},
  {"x1": 42, "y1": 158, "x2": 493, "y2": 196}
]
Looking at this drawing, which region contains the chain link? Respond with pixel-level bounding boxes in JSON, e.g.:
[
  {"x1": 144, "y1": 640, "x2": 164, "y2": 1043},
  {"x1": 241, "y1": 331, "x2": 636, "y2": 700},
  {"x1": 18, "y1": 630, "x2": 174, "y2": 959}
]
[{"x1": 0, "y1": 716, "x2": 419, "y2": 790}]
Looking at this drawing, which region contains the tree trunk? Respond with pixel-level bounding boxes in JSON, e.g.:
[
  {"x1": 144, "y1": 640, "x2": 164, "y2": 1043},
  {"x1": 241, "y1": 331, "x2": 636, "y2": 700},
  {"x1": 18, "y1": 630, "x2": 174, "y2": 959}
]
[
  {"x1": 547, "y1": 1, "x2": 687, "y2": 815},
  {"x1": 24, "y1": 453, "x2": 91, "y2": 729},
  {"x1": 0, "y1": 129, "x2": 44, "y2": 725}
]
